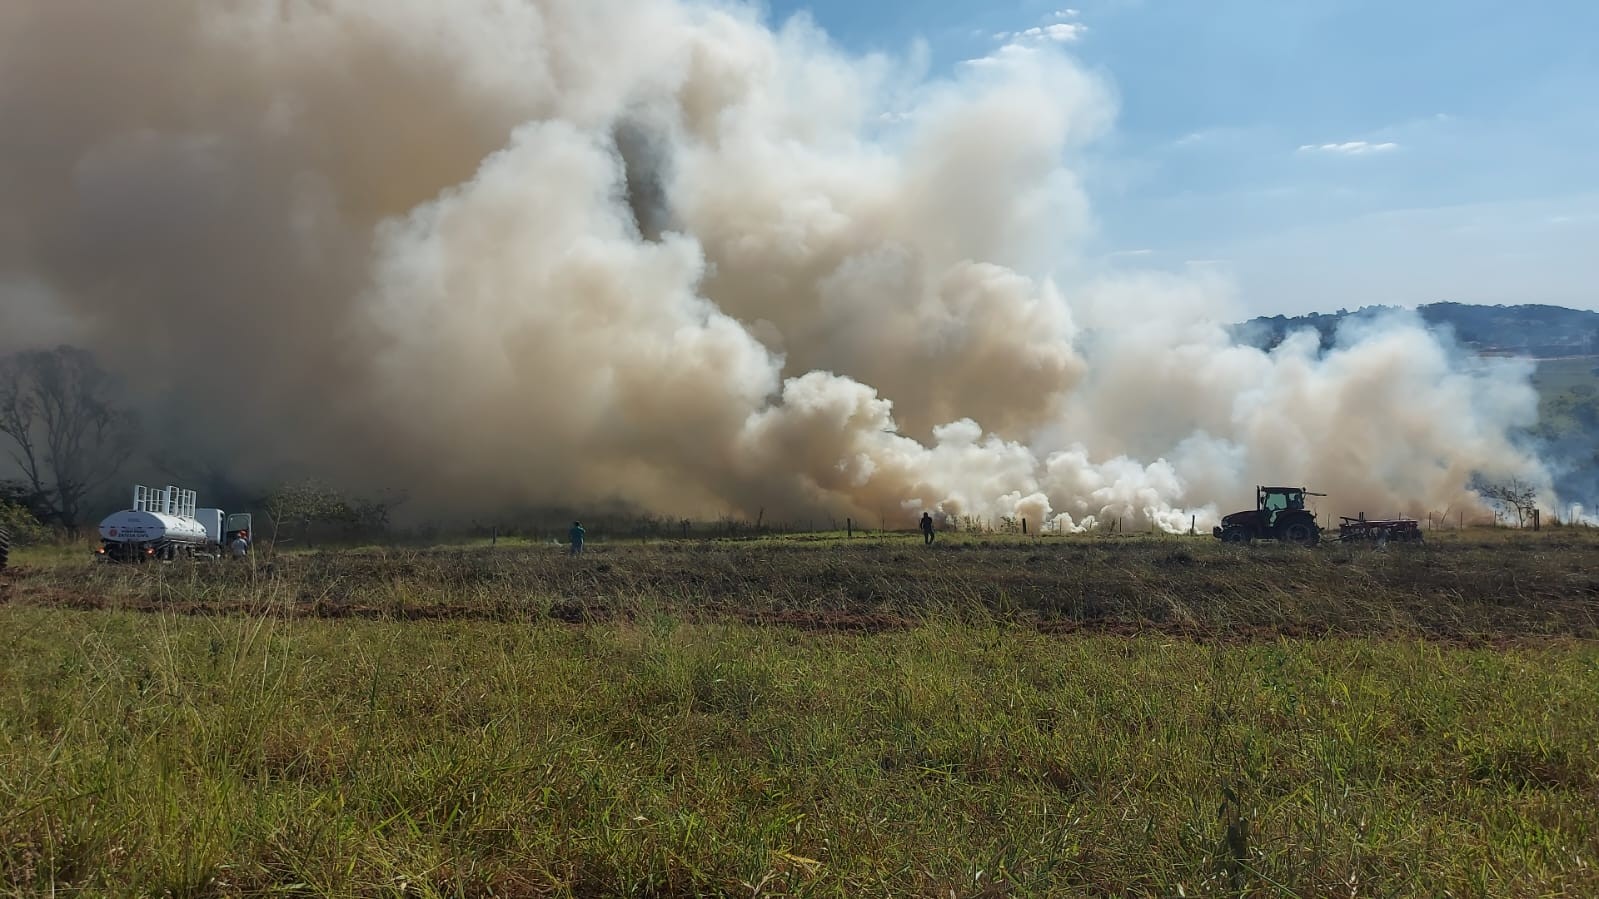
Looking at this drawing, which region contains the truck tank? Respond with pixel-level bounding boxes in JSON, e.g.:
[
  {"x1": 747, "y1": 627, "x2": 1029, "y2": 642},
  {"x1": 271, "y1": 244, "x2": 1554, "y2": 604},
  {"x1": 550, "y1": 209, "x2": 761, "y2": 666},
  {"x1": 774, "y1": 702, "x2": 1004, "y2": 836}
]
[{"x1": 98, "y1": 486, "x2": 211, "y2": 561}]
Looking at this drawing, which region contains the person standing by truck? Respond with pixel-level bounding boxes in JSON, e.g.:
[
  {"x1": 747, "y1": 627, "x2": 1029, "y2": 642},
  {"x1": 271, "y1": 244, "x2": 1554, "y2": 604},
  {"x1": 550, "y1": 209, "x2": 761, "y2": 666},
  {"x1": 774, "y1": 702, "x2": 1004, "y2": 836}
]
[{"x1": 568, "y1": 520, "x2": 586, "y2": 555}]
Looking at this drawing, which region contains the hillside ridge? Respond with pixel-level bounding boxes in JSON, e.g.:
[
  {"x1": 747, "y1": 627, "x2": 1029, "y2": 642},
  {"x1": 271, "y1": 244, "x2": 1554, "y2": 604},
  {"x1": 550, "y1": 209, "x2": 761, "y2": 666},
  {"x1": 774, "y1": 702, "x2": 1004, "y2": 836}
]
[{"x1": 1237, "y1": 302, "x2": 1599, "y2": 356}]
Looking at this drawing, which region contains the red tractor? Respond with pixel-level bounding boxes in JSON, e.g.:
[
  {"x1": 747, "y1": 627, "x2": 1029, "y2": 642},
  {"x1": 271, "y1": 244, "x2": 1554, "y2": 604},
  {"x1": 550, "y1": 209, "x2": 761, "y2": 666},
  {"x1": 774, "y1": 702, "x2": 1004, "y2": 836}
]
[{"x1": 1213, "y1": 486, "x2": 1325, "y2": 547}]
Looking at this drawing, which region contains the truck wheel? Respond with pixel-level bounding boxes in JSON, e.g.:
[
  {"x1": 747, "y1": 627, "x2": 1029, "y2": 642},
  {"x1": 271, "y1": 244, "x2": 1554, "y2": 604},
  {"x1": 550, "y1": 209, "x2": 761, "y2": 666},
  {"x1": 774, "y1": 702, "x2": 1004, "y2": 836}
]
[{"x1": 1280, "y1": 521, "x2": 1319, "y2": 547}]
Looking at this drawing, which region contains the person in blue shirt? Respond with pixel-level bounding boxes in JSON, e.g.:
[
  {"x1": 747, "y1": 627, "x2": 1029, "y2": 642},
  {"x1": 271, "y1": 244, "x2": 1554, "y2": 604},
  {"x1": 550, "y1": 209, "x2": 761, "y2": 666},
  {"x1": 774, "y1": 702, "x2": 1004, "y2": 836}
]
[{"x1": 568, "y1": 520, "x2": 585, "y2": 555}]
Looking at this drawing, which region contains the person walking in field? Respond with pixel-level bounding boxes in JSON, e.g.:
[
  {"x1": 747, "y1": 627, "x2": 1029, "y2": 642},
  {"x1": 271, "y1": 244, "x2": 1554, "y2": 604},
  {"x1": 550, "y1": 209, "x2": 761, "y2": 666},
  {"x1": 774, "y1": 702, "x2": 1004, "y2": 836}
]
[
  {"x1": 920, "y1": 511, "x2": 935, "y2": 546},
  {"x1": 568, "y1": 520, "x2": 585, "y2": 555}
]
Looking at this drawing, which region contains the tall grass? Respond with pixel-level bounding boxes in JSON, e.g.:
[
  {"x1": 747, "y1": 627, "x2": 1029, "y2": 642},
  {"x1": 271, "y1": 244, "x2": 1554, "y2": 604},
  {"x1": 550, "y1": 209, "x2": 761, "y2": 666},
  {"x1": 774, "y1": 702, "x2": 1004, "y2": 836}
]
[{"x1": 2, "y1": 605, "x2": 1596, "y2": 896}]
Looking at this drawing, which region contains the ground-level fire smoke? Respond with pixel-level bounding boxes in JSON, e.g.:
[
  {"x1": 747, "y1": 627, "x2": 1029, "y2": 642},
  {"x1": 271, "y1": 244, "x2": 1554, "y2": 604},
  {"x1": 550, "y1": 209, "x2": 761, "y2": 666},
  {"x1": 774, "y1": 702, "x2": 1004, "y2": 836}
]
[{"x1": 0, "y1": 0, "x2": 1551, "y2": 531}]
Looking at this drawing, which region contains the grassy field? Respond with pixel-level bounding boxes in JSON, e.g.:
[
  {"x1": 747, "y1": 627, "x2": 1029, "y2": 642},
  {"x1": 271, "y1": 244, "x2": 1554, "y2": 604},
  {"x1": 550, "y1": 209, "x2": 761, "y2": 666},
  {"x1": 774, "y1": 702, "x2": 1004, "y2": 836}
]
[
  {"x1": 1530, "y1": 356, "x2": 1599, "y2": 398},
  {"x1": 3, "y1": 533, "x2": 1597, "y2": 896}
]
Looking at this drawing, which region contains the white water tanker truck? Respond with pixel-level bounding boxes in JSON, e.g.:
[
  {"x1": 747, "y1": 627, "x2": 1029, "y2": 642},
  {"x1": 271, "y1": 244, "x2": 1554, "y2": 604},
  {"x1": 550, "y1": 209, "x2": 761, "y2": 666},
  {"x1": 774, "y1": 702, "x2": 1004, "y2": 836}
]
[{"x1": 97, "y1": 485, "x2": 252, "y2": 562}]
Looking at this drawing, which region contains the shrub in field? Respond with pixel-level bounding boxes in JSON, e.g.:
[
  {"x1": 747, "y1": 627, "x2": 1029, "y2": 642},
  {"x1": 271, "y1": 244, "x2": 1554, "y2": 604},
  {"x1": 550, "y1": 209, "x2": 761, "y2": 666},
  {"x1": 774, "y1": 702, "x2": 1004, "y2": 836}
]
[{"x1": 0, "y1": 497, "x2": 51, "y2": 545}]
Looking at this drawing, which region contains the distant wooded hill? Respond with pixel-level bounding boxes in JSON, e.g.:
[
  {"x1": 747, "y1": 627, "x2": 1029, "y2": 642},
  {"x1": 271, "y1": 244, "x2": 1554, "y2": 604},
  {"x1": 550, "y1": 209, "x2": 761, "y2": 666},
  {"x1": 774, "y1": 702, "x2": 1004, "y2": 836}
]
[{"x1": 1236, "y1": 303, "x2": 1599, "y2": 358}]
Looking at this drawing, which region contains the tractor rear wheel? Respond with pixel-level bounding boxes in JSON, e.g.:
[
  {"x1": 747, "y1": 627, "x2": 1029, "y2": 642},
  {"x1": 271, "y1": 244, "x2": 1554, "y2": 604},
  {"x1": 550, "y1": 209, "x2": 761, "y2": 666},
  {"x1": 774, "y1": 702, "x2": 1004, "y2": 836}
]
[{"x1": 1280, "y1": 521, "x2": 1319, "y2": 547}]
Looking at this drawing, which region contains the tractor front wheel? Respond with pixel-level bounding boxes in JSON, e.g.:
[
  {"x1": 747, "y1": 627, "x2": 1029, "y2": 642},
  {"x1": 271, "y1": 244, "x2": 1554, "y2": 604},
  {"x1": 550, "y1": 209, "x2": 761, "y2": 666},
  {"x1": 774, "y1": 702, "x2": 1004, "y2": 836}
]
[
  {"x1": 1280, "y1": 521, "x2": 1320, "y2": 547},
  {"x1": 1220, "y1": 526, "x2": 1251, "y2": 545}
]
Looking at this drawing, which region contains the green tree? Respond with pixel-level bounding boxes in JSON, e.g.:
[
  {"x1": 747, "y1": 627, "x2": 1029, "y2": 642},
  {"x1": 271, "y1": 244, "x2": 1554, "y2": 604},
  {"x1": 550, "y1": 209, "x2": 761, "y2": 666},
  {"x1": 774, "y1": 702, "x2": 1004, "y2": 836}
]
[{"x1": 264, "y1": 479, "x2": 400, "y2": 545}]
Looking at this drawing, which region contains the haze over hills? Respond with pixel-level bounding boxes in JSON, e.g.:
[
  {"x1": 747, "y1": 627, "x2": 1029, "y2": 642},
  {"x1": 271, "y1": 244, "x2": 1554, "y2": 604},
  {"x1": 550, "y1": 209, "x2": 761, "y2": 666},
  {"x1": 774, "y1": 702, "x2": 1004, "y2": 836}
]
[{"x1": 1238, "y1": 303, "x2": 1599, "y2": 358}]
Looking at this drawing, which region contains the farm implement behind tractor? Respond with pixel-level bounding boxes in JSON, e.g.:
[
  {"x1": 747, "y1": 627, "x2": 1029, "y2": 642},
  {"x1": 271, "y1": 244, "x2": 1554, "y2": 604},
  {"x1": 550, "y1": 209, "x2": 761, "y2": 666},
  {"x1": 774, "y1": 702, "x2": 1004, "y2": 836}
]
[{"x1": 1337, "y1": 515, "x2": 1423, "y2": 543}]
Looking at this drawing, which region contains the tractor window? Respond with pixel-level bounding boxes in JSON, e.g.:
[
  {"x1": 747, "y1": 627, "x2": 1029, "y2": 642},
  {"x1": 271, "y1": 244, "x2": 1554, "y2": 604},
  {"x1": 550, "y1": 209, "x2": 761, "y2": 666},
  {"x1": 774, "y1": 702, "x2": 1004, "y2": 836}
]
[
  {"x1": 1264, "y1": 492, "x2": 1288, "y2": 512},
  {"x1": 1286, "y1": 492, "x2": 1304, "y2": 510}
]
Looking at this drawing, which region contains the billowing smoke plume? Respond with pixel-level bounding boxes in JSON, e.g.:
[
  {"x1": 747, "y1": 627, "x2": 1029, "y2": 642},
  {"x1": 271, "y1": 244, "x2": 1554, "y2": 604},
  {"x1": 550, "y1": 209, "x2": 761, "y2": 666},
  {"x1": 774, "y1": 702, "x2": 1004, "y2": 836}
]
[{"x1": 0, "y1": 0, "x2": 1550, "y2": 529}]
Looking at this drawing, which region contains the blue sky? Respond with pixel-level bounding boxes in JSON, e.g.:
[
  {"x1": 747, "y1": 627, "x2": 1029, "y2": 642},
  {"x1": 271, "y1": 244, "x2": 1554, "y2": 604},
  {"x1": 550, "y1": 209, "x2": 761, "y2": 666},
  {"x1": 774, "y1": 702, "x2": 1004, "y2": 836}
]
[{"x1": 762, "y1": 0, "x2": 1599, "y2": 315}]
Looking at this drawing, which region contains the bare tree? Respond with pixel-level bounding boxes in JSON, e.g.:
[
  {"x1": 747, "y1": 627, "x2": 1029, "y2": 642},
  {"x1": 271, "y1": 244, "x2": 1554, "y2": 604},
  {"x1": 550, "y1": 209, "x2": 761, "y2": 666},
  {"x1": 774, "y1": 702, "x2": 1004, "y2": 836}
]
[
  {"x1": 1473, "y1": 477, "x2": 1539, "y2": 528},
  {"x1": 0, "y1": 347, "x2": 139, "y2": 536}
]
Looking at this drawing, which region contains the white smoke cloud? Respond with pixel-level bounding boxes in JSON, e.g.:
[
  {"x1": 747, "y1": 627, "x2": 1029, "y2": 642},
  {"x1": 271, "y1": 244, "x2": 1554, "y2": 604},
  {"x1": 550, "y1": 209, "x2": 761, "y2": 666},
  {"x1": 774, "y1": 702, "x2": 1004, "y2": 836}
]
[{"x1": 0, "y1": 0, "x2": 1551, "y2": 530}]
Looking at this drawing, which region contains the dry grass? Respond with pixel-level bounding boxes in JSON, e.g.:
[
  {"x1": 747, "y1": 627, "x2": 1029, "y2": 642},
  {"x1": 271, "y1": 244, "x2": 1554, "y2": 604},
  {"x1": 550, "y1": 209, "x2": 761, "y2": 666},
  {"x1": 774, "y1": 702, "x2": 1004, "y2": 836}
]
[{"x1": 6, "y1": 529, "x2": 1598, "y2": 641}]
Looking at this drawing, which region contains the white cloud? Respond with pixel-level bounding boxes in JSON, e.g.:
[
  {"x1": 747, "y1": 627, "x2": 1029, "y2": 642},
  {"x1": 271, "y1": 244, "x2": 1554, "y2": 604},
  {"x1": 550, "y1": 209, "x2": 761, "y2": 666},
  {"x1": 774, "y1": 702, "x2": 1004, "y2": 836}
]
[
  {"x1": 1025, "y1": 23, "x2": 1087, "y2": 42},
  {"x1": 962, "y1": 42, "x2": 1039, "y2": 68},
  {"x1": 992, "y1": 12, "x2": 1087, "y2": 46},
  {"x1": 1298, "y1": 141, "x2": 1400, "y2": 155},
  {"x1": 969, "y1": 18, "x2": 1086, "y2": 67}
]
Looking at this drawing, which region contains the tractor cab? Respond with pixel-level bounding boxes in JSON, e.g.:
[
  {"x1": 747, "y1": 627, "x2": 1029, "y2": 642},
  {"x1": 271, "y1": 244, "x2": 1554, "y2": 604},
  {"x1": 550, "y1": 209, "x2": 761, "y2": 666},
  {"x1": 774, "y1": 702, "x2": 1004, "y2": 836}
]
[
  {"x1": 1214, "y1": 485, "x2": 1326, "y2": 546},
  {"x1": 1259, "y1": 486, "x2": 1308, "y2": 525}
]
